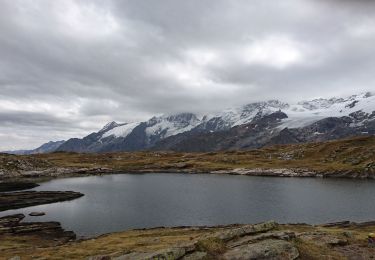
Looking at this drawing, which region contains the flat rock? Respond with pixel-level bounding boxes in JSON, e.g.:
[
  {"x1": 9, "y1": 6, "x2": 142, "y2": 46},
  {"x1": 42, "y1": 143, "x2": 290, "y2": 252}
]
[
  {"x1": 209, "y1": 221, "x2": 278, "y2": 241},
  {"x1": 113, "y1": 247, "x2": 187, "y2": 260},
  {"x1": 298, "y1": 232, "x2": 348, "y2": 247},
  {"x1": 29, "y1": 211, "x2": 46, "y2": 216},
  {"x1": 227, "y1": 231, "x2": 296, "y2": 248},
  {"x1": 181, "y1": 251, "x2": 207, "y2": 260},
  {"x1": 223, "y1": 239, "x2": 299, "y2": 260}
]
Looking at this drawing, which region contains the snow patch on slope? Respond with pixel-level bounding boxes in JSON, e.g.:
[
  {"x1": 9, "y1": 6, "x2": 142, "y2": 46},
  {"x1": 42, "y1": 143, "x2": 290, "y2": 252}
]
[
  {"x1": 202, "y1": 100, "x2": 289, "y2": 129},
  {"x1": 278, "y1": 92, "x2": 375, "y2": 129},
  {"x1": 145, "y1": 113, "x2": 201, "y2": 139},
  {"x1": 101, "y1": 122, "x2": 140, "y2": 138}
]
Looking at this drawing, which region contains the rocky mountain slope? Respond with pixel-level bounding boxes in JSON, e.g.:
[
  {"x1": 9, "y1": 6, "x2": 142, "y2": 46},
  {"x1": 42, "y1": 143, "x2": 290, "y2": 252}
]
[{"x1": 34, "y1": 92, "x2": 375, "y2": 153}]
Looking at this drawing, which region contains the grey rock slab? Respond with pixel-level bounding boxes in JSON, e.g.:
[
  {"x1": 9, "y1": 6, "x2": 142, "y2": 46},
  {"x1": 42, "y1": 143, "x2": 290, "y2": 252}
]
[
  {"x1": 227, "y1": 231, "x2": 296, "y2": 248},
  {"x1": 113, "y1": 247, "x2": 187, "y2": 260},
  {"x1": 209, "y1": 221, "x2": 278, "y2": 241},
  {"x1": 223, "y1": 239, "x2": 299, "y2": 260}
]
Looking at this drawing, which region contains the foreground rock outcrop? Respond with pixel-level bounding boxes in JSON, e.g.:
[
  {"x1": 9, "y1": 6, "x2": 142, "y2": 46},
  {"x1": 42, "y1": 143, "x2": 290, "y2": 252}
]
[
  {"x1": 88, "y1": 221, "x2": 299, "y2": 260},
  {"x1": 3, "y1": 219, "x2": 375, "y2": 259}
]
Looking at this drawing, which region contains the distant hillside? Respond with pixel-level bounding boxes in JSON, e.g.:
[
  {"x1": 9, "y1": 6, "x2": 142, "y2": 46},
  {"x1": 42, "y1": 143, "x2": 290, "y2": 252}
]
[{"x1": 3, "y1": 140, "x2": 65, "y2": 155}]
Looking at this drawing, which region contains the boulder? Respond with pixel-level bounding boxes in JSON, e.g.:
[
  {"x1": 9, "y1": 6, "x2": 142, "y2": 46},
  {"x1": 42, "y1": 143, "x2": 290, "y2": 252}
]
[
  {"x1": 227, "y1": 231, "x2": 296, "y2": 248},
  {"x1": 210, "y1": 221, "x2": 278, "y2": 241},
  {"x1": 298, "y1": 232, "x2": 348, "y2": 247},
  {"x1": 113, "y1": 247, "x2": 187, "y2": 260},
  {"x1": 181, "y1": 251, "x2": 207, "y2": 260},
  {"x1": 223, "y1": 239, "x2": 299, "y2": 260}
]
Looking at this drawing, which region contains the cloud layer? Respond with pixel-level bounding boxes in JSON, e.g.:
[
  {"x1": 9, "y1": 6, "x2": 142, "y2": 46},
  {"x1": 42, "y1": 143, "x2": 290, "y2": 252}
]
[{"x1": 0, "y1": 0, "x2": 374, "y2": 149}]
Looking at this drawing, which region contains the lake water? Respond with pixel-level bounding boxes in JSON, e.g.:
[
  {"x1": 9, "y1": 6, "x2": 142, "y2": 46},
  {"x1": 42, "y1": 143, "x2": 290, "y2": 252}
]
[{"x1": 2, "y1": 173, "x2": 375, "y2": 237}]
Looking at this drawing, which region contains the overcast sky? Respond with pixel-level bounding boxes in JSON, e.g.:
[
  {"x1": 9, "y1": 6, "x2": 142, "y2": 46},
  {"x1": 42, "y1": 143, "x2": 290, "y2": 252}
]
[{"x1": 0, "y1": 0, "x2": 374, "y2": 150}]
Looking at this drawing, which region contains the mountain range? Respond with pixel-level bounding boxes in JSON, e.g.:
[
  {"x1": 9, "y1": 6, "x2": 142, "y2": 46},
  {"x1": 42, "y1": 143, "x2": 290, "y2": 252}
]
[{"x1": 5, "y1": 92, "x2": 375, "y2": 154}]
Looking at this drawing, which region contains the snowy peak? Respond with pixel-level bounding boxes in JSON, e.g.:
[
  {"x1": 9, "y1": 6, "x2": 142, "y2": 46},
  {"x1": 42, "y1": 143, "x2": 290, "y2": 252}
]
[
  {"x1": 145, "y1": 113, "x2": 201, "y2": 139},
  {"x1": 298, "y1": 98, "x2": 345, "y2": 110},
  {"x1": 297, "y1": 92, "x2": 374, "y2": 111},
  {"x1": 99, "y1": 121, "x2": 122, "y2": 133},
  {"x1": 278, "y1": 92, "x2": 375, "y2": 129},
  {"x1": 101, "y1": 122, "x2": 141, "y2": 139},
  {"x1": 165, "y1": 113, "x2": 200, "y2": 125},
  {"x1": 200, "y1": 99, "x2": 289, "y2": 131}
]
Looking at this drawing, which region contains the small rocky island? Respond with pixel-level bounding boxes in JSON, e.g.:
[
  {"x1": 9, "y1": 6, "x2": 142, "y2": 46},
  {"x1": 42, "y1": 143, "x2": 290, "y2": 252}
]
[{"x1": 0, "y1": 190, "x2": 84, "y2": 211}]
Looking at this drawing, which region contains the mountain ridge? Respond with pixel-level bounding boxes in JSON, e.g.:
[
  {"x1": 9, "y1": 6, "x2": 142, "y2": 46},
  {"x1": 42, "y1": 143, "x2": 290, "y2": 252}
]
[{"x1": 8, "y1": 92, "x2": 374, "y2": 154}]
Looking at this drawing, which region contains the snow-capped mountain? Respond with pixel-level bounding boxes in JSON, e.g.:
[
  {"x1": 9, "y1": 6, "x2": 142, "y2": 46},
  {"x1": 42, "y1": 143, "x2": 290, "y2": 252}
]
[
  {"x1": 54, "y1": 92, "x2": 375, "y2": 153},
  {"x1": 145, "y1": 113, "x2": 200, "y2": 142},
  {"x1": 155, "y1": 92, "x2": 375, "y2": 151},
  {"x1": 278, "y1": 92, "x2": 375, "y2": 129},
  {"x1": 56, "y1": 113, "x2": 201, "y2": 152},
  {"x1": 196, "y1": 100, "x2": 289, "y2": 132},
  {"x1": 101, "y1": 122, "x2": 141, "y2": 139}
]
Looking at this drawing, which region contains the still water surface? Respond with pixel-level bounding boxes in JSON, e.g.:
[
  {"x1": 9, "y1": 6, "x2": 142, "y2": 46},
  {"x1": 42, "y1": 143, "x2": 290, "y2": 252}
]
[{"x1": 1, "y1": 173, "x2": 375, "y2": 237}]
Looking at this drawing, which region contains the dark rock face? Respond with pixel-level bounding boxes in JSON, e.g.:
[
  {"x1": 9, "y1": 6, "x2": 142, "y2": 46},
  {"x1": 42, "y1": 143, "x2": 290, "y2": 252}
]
[
  {"x1": 56, "y1": 133, "x2": 104, "y2": 153},
  {"x1": 0, "y1": 191, "x2": 84, "y2": 211},
  {"x1": 272, "y1": 113, "x2": 375, "y2": 146}
]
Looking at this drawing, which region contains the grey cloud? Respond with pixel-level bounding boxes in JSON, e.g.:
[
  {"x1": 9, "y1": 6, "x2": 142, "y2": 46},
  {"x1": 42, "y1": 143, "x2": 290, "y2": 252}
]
[{"x1": 0, "y1": 0, "x2": 374, "y2": 150}]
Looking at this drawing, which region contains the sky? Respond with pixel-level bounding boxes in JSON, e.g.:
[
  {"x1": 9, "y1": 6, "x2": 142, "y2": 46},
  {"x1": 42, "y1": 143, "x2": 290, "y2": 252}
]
[{"x1": 0, "y1": 0, "x2": 375, "y2": 150}]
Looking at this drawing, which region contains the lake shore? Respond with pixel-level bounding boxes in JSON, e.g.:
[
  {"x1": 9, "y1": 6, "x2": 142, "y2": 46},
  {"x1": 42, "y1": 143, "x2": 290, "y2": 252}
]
[{"x1": 1, "y1": 165, "x2": 375, "y2": 183}]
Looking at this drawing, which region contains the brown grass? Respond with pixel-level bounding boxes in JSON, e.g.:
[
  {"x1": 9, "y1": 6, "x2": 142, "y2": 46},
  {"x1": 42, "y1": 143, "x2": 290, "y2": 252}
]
[{"x1": 29, "y1": 135, "x2": 375, "y2": 175}]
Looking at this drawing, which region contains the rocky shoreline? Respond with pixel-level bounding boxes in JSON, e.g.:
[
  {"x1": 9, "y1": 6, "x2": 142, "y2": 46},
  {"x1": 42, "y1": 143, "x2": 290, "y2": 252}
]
[
  {"x1": 118, "y1": 167, "x2": 375, "y2": 179},
  {"x1": 2, "y1": 164, "x2": 375, "y2": 183},
  {"x1": 211, "y1": 167, "x2": 375, "y2": 179}
]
